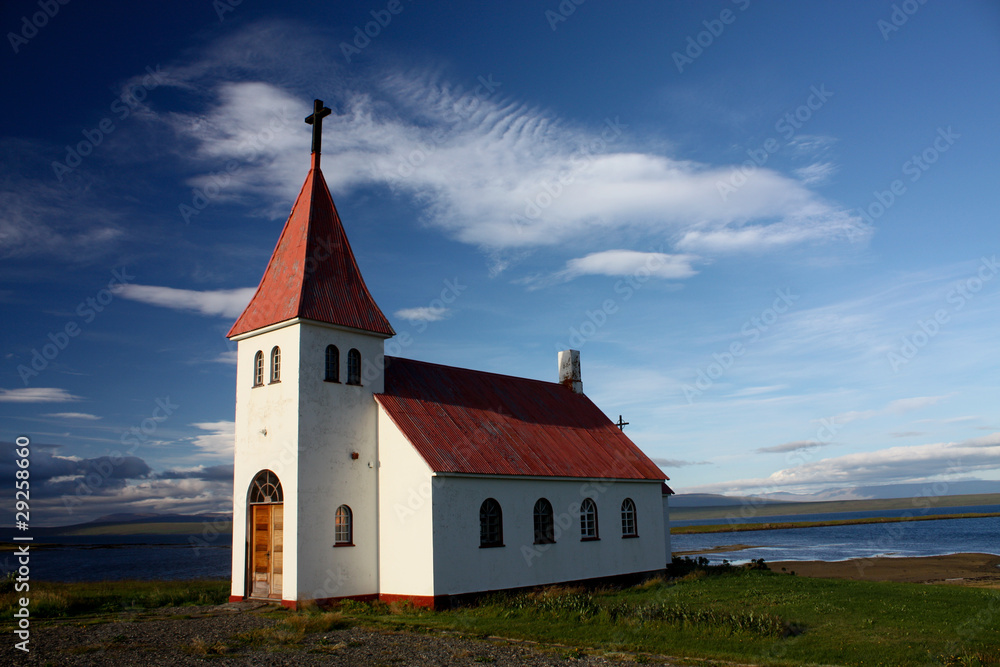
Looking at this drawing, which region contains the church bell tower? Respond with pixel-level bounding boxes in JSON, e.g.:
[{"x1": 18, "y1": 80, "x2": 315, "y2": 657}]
[{"x1": 227, "y1": 100, "x2": 394, "y2": 607}]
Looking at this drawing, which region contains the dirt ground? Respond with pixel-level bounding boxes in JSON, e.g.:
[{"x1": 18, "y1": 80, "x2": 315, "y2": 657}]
[
  {"x1": 768, "y1": 552, "x2": 1000, "y2": 588},
  {"x1": 10, "y1": 601, "x2": 696, "y2": 667},
  {"x1": 11, "y1": 554, "x2": 999, "y2": 664}
]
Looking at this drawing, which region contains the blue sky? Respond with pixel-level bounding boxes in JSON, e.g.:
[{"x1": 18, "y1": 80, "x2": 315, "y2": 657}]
[{"x1": 2, "y1": 0, "x2": 999, "y2": 525}]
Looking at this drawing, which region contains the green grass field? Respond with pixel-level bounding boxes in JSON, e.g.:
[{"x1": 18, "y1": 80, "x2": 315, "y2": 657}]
[
  {"x1": 672, "y1": 511, "x2": 1000, "y2": 535},
  {"x1": 354, "y1": 568, "x2": 1000, "y2": 666},
  {"x1": 0, "y1": 578, "x2": 228, "y2": 618},
  {"x1": 4, "y1": 565, "x2": 998, "y2": 666},
  {"x1": 671, "y1": 493, "x2": 1000, "y2": 522},
  {"x1": 55, "y1": 520, "x2": 233, "y2": 536}
]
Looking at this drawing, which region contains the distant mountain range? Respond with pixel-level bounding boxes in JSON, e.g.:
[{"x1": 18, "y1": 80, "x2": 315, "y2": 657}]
[
  {"x1": 672, "y1": 480, "x2": 1000, "y2": 507},
  {"x1": 29, "y1": 512, "x2": 233, "y2": 536},
  {"x1": 19, "y1": 479, "x2": 1000, "y2": 533}
]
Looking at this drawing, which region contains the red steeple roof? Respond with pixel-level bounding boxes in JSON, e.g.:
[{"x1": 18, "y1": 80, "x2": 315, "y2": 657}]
[{"x1": 228, "y1": 153, "x2": 395, "y2": 338}]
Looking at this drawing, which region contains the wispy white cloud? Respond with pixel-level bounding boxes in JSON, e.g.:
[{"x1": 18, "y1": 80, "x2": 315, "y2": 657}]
[
  {"x1": 788, "y1": 135, "x2": 837, "y2": 156},
  {"x1": 158, "y1": 28, "x2": 865, "y2": 262},
  {"x1": 653, "y1": 458, "x2": 712, "y2": 468},
  {"x1": 213, "y1": 350, "x2": 238, "y2": 364},
  {"x1": 119, "y1": 285, "x2": 255, "y2": 318},
  {"x1": 795, "y1": 161, "x2": 837, "y2": 185},
  {"x1": 0, "y1": 388, "x2": 81, "y2": 403},
  {"x1": 727, "y1": 385, "x2": 786, "y2": 398},
  {"x1": 42, "y1": 412, "x2": 101, "y2": 420},
  {"x1": 188, "y1": 421, "x2": 235, "y2": 458},
  {"x1": 675, "y1": 211, "x2": 865, "y2": 253},
  {"x1": 832, "y1": 395, "x2": 948, "y2": 425},
  {"x1": 756, "y1": 440, "x2": 827, "y2": 454},
  {"x1": 562, "y1": 250, "x2": 698, "y2": 280},
  {"x1": 526, "y1": 249, "x2": 699, "y2": 289},
  {"x1": 686, "y1": 432, "x2": 1000, "y2": 494},
  {"x1": 395, "y1": 306, "x2": 449, "y2": 323},
  {"x1": 0, "y1": 169, "x2": 124, "y2": 260}
]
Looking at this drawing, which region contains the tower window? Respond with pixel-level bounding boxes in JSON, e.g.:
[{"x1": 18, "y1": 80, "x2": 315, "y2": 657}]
[
  {"x1": 580, "y1": 498, "x2": 599, "y2": 540},
  {"x1": 334, "y1": 505, "x2": 353, "y2": 546},
  {"x1": 533, "y1": 498, "x2": 555, "y2": 544},
  {"x1": 270, "y1": 346, "x2": 281, "y2": 384},
  {"x1": 479, "y1": 498, "x2": 503, "y2": 548},
  {"x1": 325, "y1": 345, "x2": 340, "y2": 382},
  {"x1": 621, "y1": 498, "x2": 638, "y2": 537},
  {"x1": 253, "y1": 351, "x2": 264, "y2": 387},
  {"x1": 347, "y1": 348, "x2": 361, "y2": 385}
]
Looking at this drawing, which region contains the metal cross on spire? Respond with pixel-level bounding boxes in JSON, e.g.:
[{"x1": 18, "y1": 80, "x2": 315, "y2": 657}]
[
  {"x1": 615, "y1": 415, "x2": 629, "y2": 431},
  {"x1": 304, "y1": 99, "x2": 332, "y2": 164}
]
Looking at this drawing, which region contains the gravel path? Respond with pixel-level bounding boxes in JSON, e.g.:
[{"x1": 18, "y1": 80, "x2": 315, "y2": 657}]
[{"x1": 11, "y1": 601, "x2": 696, "y2": 666}]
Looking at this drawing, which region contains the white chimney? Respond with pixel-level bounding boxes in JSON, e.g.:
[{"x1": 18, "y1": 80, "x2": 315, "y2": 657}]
[{"x1": 558, "y1": 349, "x2": 583, "y2": 394}]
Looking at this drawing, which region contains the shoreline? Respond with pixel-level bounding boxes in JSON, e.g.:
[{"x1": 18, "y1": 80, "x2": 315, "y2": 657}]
[
  {"x1": 670, "y1": 510, "x2": 1000, "y2": 535},
  {"x1": 766, "y1": 552, "x2": 1000, "y2": 588}
]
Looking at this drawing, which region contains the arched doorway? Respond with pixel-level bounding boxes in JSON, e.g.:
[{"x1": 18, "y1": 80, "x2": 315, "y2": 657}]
[{"x1": 247, "y1": 470, "x2": 283, "y2": 599}]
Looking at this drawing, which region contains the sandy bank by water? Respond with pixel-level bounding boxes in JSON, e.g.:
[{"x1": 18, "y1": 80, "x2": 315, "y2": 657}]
[{"x1": 768, "y1": 552, "x2": 1000, "y2": 588}]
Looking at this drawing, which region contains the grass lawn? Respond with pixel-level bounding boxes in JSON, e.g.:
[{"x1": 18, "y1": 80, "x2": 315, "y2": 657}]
[
  {"x1": 337, "y1": 564, "x2": 1000, "y2": 667},
  {"x1": 670, "y1": 493, "x2": 1000, "y2": 522},
  {"x1": 0, "y1": 578, "x2": 229, "y2": 618},
  {"x1": 672, "y1": 511, "x2": 1000, "y2": 535}
]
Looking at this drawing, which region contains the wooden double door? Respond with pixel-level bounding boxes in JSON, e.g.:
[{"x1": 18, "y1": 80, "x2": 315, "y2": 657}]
[{"x1": 250, "y1": 503, "x2": 283, "y2": 599}]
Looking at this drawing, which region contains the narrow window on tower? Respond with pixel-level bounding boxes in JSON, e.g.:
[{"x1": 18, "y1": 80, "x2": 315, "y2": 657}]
[
  {"x1": 253, "y1": 351, "x2": 264, "y2": 387},
  {"x1": 334, "y1": 505, "x2": 353, "y2": 546},
  {"x1": 347, "y1": 348, "x2": 361, "y2": 385},
  {"x1": 270, "y1": 346, "x2": 281, "y2": 384},
  {"x1": 325, "y1": 345, "x2": 339, "y2": 382}
]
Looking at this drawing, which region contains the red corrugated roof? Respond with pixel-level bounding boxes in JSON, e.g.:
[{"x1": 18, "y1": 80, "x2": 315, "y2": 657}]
[
  {"x1": 228, "y1": 154, "x2": 395, "y2": 338},
  {"x1": 376, "y1": 356, "x2": 667, "y2": 481}
]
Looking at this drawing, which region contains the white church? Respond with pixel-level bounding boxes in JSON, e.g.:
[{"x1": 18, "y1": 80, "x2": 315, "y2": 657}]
[{"x1": 227, "y1": 101, "x2": 673, "y2": 609}]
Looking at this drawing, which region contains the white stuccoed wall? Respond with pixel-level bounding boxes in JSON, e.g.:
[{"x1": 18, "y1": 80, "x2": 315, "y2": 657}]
[
  {"x1": 231, "y1": 319, "x2": 388, "y2": 604},
  {"x1": 231, "y1": 322, "x2": 303, "y2": 601},
  {"x1": 295, "y1": 321, "x2": 386, "y2": 602},
  {"x1": 376, "y1": 407, "x2": 436, "y2": 598},
  {"x1": 430, "y1": 476, "x2": 666, "y2": 596}
]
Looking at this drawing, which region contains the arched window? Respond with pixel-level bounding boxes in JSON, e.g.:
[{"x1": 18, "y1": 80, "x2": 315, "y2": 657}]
[
  {"x1": 249, "y1": 470, "x2": 283, "y2": 504},
  {"x1": 347, "y1": 348, "x2": 361, "y2": 385},
  {"x1": 533, "y1": 498, "x2": 555, "y2": 544},
  {"x1": 621, "y1": 498, "x2": 638, "y2": 537},
  {"x1": 253, "y1": 351, "x2": 264, "y2": 387},
  {"x1": 325, "y1": 345, "x2": 340, "y2": 382},
  {"x1": 334, "y1": 505, "x2": 353, "y2": 546},
  {"x1": 580, "y1": 498, "x2": 599, "y2": 540},
  {"x1": 479, "y1": 498, "x2": 503, "y2": 548},
  {"x1": 269, "y1": 346, "x2": 281, "y2": 383}
]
